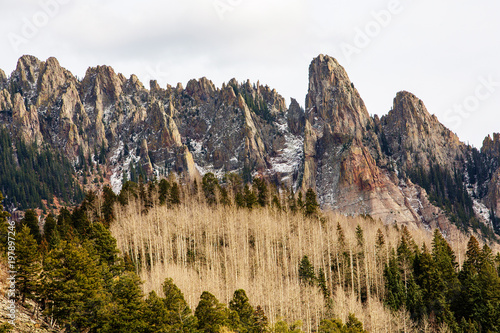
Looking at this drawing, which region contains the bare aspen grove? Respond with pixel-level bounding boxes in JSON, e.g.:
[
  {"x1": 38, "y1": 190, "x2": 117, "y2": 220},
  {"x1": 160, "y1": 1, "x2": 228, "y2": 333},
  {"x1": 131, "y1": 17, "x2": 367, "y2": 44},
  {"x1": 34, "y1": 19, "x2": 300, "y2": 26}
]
[{"x1": 110, "y1": 181, "x2": 484, "y2": 333}]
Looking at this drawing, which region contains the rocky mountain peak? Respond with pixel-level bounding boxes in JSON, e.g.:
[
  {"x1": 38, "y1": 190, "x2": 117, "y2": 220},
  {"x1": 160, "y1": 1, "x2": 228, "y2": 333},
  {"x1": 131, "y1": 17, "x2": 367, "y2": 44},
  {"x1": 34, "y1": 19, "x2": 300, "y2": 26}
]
[
  {"x1": 149, "y1": 79, "x2": 163, "y2": 97},
  {"x1": 0, "y1": 68, "x2": 7, "y2": 89},
  {"x1": 81, "y1": 65, "x2": 125, "y2": 105},
  {"x1": 14, "y1": 55, "x2": 42, "y2": 80},
  {"x1": 186, "y1": 77, "x2": 216, "y2": 102},
  {"x1": 391, "y1": 91, "x2": 436, "y2": 123},
  {"x1": 220, "y1": 82, "x2": 238, "y2": 105},
  {"x1": 10, "y1": 55, "x2": 43, "y2": 98},
  {"x1": 1, "y1": 54, "x2": 498, "y2": 238},
  {"x1": 482, "y1": 133, "x2": 500, "y2": 158},
  {"x1": 287, "y1": 98, "x2": 305, "y2": 136},
  {"x1": 36, "y1": 56, "x2": 77, "y2": 108},
  {"x1": 305, "y1": 54, "x2": 372, "y2": 141},
  {"x1": 382, "y1": 91, "x2": 463, "y2": 171}
]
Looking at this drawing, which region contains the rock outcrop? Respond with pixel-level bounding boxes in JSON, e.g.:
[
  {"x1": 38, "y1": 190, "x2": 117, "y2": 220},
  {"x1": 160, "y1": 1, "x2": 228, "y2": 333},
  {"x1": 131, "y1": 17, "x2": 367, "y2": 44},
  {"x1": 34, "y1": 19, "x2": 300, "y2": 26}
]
[
  {"x1": 0, "y1": 54, "x2": 498, "y2": 237},
  {"x1": 12, "y1": 92, "x2": 43, "y2": 143},
  {"x1": 300, "y1": 55, "x2": 416, "y2": 225},
  {"x1": 306, "y1": 54, "x2": 372, "y2": 140},
  {"x1": 287, "y1": 98, "x2": 305, "y2": 136},
  {"x1": 381, "y1": 91, "x2": 465, "y2": 172}
]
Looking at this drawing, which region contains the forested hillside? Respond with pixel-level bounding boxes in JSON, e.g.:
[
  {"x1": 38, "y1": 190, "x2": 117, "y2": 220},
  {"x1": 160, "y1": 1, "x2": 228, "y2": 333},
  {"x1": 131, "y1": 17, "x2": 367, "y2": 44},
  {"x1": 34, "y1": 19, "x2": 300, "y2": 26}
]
[
  {"x1": 0, "y1": 127, "x2": 84, "y2": 210},
  {"x1": 1, "y1": 174, "x2": 499, "y2": 332}
]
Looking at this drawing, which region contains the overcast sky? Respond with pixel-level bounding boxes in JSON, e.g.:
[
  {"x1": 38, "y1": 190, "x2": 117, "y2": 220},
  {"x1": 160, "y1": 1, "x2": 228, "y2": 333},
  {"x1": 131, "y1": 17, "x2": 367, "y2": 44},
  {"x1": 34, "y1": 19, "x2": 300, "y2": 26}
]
[{"x1": 1, "y1": 0, "x2": 499, "y2": 147}]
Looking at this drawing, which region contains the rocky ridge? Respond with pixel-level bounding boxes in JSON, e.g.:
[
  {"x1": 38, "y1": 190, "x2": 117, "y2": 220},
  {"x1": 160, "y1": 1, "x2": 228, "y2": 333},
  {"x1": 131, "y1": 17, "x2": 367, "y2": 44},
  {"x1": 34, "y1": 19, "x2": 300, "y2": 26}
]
[{"x1": 1, "y1": 54, "x2": 499, "y2": 237}]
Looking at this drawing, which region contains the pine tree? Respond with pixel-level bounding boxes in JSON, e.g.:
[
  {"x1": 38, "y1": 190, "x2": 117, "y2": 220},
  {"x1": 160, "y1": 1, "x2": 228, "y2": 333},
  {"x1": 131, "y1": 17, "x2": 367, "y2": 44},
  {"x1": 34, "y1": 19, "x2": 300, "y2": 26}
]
[
  {"x1": 287, "y1": 188, "x2": 297, "y2": 213},
  {"x1": 318, "y1": 318, "x2": 344, "y2": 333},
  {"x1": 431, "y1": 230, "x2": 459, "y2": 290},
  {"x1": 304, "y1": 188, "x2": 319, "y2": 217},
  {"x1": 144, "y1": 291, "x2": 171, "y2": 333},
  {"x1": 99, "y1": 272, "x2": 147, "y2": 333},
  {"x1": 21, "y1": 209, "x2": 41, "y2": 244},
  {"x1": 169, "y1": 182, "x2": 181, "y2": 206},
  {"x1": 414, "y1": 245, "x2": 438, "y2": 310},
  {"x1": 101, "y1": 185, "x2": 116, "y2": 226},
  {"x1": 271, "y1": 194, "x2": 281, "y2": 210},
  {"x1": 220, "y1": 187, "x2": 231, "y2": 206},
  {"x1": 0, "y1": 191, "x2": 11, "y2": 253},
  {"x1": 375, "y1": 228, "x2": 385, "y2": 257},
  {"x1": 430, "y1": 229, "x2": 459, "y2": 328},
  {"x1": 318, "y1": 314, "x2": 367, "y2": 333},
  {"x1": 475, "y1": 257, "x2": 500, "y2": 332},
  {"x1": 455, "y1": 240, "x2": 500, "y2": 331},
  {"x1": 384, "y1": 251, "x2": 405, "y2": 311},
  {"x1": 87, "y1": 222, "x2": 120, "y2": 268},
  {"x1": 16, "y1": 225, "x2": 41, "y2": 303},
  {"x1": 202, "y1": 173, "x2": 219, "y2": 205},
  {"x1": 318, "y1": 267, "x2": 330, "y2": 299},
  {"x1": 229, "y1": 289, "x2": 255, "y2": 332},
  {"x1": 253, "y1": 177, "x2": 268, "y2": 207},
  {"x1": 458, "y1": 318, "x2": 479, "y2": 333},
  {"x1": 235, "y1": 190, "x2": 246, "y2": 208},
  {"x1": 244, "y1": 184, "x2": 257, "y2": 209},
  {"x1": 345, "y1": 313, "x2": 368, "y2": 333},
  {"x1": 297, "y1": 192, "x2": 304, "y2": 211},
  {"x1": 335, "y1": 222, "x2": 348, "y2": 288},
  {"x1": 354, "y1": 225, "x2": 366, "y2": 302},
  {"x1": 495, "y1": 253, "x2": 500, "y2": 276},
  {"x1": 456, "y1": 236, "x2": 482, "y2": 326},
  {"x1": 71, "y1": 204, "x2": 92, "y2": 235},
  {"x1": 162, "y1": 277, "x2": 197, "y2": 331},
  {"x1": 298, "y1": 255, "x2": 316, "y2": 285},
  {"x1": 159, "y1": 179, "x2": 171, "y2": 205},
  {"x1": 195, "y1": 291, "x2": 229, "y2": 333},
  {"x1": 252, "y1": 305, "x2": 269, "y2": 333},
  {"x1": 42, "y1": 240, "x2": 105, "y2": 331},
  {"x1": 43, "y1": 213, "x2": 57, "y2": 246},
  {"x1": 461, "y1": 235, "x2": 482, "y2": 276}
]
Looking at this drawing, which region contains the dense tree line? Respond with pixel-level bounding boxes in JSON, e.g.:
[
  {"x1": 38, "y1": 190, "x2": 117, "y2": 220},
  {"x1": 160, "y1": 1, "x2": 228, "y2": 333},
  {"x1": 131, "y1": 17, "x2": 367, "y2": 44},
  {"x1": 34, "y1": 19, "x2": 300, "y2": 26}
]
[
  {"x1": 382, "y1": 227, "x2": 500, "y2": 331},
  {"x1": 293, "y1": 224, "x2": 500, "y2": 332},
  {"x1": 465, "y1": 147, "x2": 495, "y2": 198},
  {"x1": 0, "y1": 127, "x2": 84, "y2": 210},
  {"x1": 0, "y1": 188, "x2": 364, "y2": 333},
  {"x1": 2, "y1": 172, "x2": 499, "y2": 332},
  {"x1": 109, "y1": 176, "x2": 500, "y2": 332},
  {"x1": 113, "y1": 172, "x2": 320, "y2": 220},
  {"x1": 407, "y1": 162, "x2": 496, "y2": 237},
  {"x1": 111, "y1": 175, "x2": 500, "y2": 329}
]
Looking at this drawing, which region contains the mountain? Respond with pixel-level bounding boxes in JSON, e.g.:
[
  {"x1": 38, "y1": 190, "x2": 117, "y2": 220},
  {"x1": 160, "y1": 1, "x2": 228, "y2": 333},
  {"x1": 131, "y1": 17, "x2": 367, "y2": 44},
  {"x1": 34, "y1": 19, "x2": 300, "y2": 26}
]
[{"x1": 1, "y1": 54, "x2": 499, "y2": 238}]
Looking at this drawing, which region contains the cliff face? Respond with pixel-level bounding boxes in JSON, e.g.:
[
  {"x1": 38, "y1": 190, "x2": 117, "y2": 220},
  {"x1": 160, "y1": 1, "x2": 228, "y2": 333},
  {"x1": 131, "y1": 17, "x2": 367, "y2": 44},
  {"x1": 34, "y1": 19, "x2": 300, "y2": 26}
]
[
  {"x1": 0, "y1": 54, "x2": 498, "y2": 236},
  {"x1": 0, "y1": 55, "x2": 303, "y2": 193},
  {"x1": 305, "y1": 55, "x2": 372, "y2": 140},
  {"x1": 483, "y1": 134, "x2": 500, "y2": 224},
  {"x1": 381, "y1": 91, "x2": 465, "y2": 173},
  {"x1": 301, "y1": 55, "x2": 416, "y2": 225}
]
